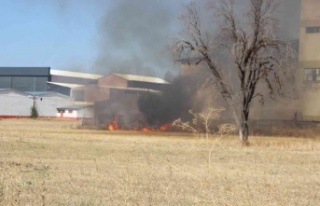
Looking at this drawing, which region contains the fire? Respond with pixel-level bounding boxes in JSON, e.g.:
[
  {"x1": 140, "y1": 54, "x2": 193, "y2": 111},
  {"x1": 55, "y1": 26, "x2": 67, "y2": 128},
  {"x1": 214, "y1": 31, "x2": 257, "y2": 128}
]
[
  {"x1": 108, "y1": 116, "x2": 119, "y2": 131},
  {"x1": 107, "y1": 115, "x2": 170, "y2": 132},
  {"x1": 141, "y1": 127, "x2": 153, "y2": 132},
  {"x1": 160, "y1": 123, "x2": 170, "y2": 131},
  {"x1": 141, "y1": 124, "x2": 170, "y2": 132},
  {"x1": 108, "y1": 122, "x2": 118, "y2": 131}
]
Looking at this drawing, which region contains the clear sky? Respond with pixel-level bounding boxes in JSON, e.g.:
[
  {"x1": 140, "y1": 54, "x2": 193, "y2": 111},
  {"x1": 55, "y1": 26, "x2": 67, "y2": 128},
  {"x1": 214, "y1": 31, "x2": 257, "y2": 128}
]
[
  {"x1": 0, "y1": 0, "x2": 300, "y2": 76},
  {"x1": 0, "y1": 0, "x2": 103, "y2": 71}
]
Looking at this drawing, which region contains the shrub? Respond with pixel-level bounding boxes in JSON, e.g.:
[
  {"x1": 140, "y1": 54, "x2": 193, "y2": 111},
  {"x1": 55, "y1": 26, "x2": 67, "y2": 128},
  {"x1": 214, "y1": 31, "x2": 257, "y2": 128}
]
[{"x1": 30, "y1": 106, "x2": 39, "y2": 119}]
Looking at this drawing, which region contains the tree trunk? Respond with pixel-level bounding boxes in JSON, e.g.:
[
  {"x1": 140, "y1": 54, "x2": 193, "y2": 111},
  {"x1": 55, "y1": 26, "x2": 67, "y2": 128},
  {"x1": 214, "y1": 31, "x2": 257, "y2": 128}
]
[
  {"x1": 239, "y1": 121, "x2": 249, "y2": 144},
  {"x1": 239, "y1": 107, "x2": 250, "y2": 145},
  {"x1": 225, "y1": 96, "x2": 250, "y2": 144}
]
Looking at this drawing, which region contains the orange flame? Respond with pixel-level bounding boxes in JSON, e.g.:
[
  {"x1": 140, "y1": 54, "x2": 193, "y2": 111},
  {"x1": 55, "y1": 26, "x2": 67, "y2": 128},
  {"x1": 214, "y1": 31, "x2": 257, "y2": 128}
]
[
  {"x1": 140, "y1": 124, "x2": 170, "y2": 132},
  {"x1": 107, "y1": 116, "x2": 171, "y2": 132},
  {"x1": 142, "y1": 127, "x2": 153, "y2": 132},
  {"x1": 108, "y1": 116, "x2": 119, "y2": 131},
  {"x1": 108, "y1": 122, "x2": 118, "y2": 131},
  {"x1": 160, "y1": 123, "x2": 170, "y2": 131}
]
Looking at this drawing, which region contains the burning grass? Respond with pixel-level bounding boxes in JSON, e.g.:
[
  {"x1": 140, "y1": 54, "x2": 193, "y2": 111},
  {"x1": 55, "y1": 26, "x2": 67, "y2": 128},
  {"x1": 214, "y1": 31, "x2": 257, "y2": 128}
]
[
  {"x1": 106, "y1": 115, "x2": 171, "y2": 132},
  {"x1": 0, "y1": 119, "x2": 319, "y2": 205}
]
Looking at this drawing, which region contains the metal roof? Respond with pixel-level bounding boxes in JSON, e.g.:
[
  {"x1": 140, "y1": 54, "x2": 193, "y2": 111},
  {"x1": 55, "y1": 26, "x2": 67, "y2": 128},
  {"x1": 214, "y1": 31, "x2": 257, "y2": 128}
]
[
  {"x1": 57, "y1": 103, "x2": 93, "y2": 111},
  {"x1": 74, "y1": 85, "x2": 161, "y2": 94},
  {"x1": 107, "y1": 86, "x2": 161, "y2": 94},
  {"x1": 0, "y1": 88, "x2": 30, "y2": 96},
  {"x1": 111, "y1": 73, "x2": 169, "y2": 84},
  {"x1": 0, "y1": 89, "x2": 71, "y2": 99},
  {"x1": 51, "y1": 69, "x2": 103, "y2": 80},
  {"x1": 26, "y1": 91, "x2": 71, "y2": 99},
  {"x1": 0, "y1": 67, "x2": 50, "y2": 76},
  {"x1": 47, "y1": 82, "x2": 83, "y2": 88}
]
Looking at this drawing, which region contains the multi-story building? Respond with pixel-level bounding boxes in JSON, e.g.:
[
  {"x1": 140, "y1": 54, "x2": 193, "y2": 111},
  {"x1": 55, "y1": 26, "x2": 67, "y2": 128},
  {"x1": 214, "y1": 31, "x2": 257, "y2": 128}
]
[{"x1": 299, "y1": 0, "x2": 320, "y2": 120}]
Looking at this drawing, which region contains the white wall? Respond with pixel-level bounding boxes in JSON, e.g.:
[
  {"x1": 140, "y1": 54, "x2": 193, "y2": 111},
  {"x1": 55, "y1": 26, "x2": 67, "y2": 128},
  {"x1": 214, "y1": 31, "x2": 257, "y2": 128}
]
[
  {"x1": 0, "y1": 94, "x2": 33, "y2": 116},
  {"x1": 0, "y1": 93, "x2": 74, "y2": 117},
  {"x1": 36, "y1": 96, "x2": 73, "y2": 117},
  {"x1": 57, "y1": 110, "x2": 78, "y2": 118},
  {"x1": 57, "y1": 107, "x2": 93, "y2": 119}
]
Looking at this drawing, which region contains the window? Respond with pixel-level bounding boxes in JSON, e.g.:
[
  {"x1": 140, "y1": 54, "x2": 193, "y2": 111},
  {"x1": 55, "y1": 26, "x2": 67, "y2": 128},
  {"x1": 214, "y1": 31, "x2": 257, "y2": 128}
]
[
  {"x1": 305, "y1": 68, "x2": 320, "y2": 81},
  {"x1": 306, "y1": 27, "x2": 320, "y2": 33}
]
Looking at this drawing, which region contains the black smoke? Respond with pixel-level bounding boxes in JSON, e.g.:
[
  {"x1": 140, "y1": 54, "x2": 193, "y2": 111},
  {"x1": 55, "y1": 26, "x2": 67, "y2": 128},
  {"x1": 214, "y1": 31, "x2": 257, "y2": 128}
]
[
  {"x1": 94, "y1": 0, "x2": 184, "y2": 76},
  {"x1": 138, "y1": 72, "x2": 217, "y2": 126}
]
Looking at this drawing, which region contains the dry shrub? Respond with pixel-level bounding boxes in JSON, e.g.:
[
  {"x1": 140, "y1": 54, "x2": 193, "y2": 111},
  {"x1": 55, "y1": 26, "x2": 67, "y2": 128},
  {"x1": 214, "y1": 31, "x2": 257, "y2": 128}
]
[
  {"x1": 218, "y1": 124, "x2": 237, "y2": 137},
  {"x1": 172, "y1": 107, "x2": 236, "y2": 139}
]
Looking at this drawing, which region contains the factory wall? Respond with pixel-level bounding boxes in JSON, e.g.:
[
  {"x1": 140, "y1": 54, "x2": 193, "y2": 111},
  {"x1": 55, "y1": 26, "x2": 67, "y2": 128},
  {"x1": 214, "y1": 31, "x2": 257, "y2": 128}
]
[
  {"x1": 0, "y1": 91, "x2": 33, "y2": 117},
  {"x1": 299, "y1": 0, "x2": 320, "y2": 120},
  {"x1": 36, "y1": 93, "x2": 74, "y2": 117},
  {"x1": 0, "y1": 90, "x2": 73, "y2": 118}
]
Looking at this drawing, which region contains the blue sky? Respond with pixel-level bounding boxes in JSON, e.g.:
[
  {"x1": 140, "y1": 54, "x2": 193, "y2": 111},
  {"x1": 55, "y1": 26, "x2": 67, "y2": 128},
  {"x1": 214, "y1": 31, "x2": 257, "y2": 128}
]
[{"x1": 0, "y1": 1, "x2": 109, "y2": 72}]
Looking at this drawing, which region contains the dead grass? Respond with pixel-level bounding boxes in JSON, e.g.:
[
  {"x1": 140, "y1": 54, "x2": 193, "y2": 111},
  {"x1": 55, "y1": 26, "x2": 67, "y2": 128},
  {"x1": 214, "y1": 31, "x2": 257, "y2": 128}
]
[{"x1": 0, "y1": 119, "x2": 319, "y2": 205}]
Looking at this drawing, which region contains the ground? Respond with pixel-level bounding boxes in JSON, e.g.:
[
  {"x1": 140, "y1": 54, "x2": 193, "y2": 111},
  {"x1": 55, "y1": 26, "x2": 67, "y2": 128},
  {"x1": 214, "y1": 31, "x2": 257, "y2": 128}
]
[{"x1": 0, "y1": 119, "x2": 319, "y2": 205}]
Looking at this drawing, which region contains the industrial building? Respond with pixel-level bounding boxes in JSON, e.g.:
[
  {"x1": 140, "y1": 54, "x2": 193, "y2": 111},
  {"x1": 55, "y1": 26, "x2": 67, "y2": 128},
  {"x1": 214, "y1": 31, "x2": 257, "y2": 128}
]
[
  {"x1": 71, "y1": 73, "x2": 169, "y2": 127},
  {"x1": 71, "y1": 73, "x2": 168, "y2": 102},
  {"x1": 0, "y1": 67, "x2": 168, "y2": 122},
  {"x1": 0, "y1": 67, "x2": 103, "y2": 95},
  {"x1": 0, "y1": 88, "x2": 73, "y2": 118},
  {"x1": 0, "y1": 67, "x2": 50, "y2": 92},
  {"x1": 0, "y1": 67, "x2": 102, "y2": 119},
  {"x1": 48, "y1": 69, "x2": 103, "y2": 96},
  {"x1": 299, "y1": 0, "x2": 320, "y2": 120}
]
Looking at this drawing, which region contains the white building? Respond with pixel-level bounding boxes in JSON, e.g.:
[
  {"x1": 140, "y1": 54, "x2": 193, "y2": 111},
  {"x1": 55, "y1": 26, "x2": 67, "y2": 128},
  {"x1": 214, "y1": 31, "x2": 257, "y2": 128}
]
[{"x1": 0, "y1": 89, "x2": 73, "y2": 118}]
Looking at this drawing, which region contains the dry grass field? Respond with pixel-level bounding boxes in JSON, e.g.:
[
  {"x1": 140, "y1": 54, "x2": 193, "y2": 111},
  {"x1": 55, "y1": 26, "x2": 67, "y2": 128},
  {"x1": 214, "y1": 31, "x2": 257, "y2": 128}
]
[{"x1": 0, "y1": 119, "x2": 319, "y2": 205}]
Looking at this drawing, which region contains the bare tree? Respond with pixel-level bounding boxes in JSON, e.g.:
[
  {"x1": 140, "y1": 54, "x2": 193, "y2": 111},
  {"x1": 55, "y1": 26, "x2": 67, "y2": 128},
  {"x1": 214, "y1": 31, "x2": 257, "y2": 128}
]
[{"x1": 174, "y1": 0, "x2": 296, "y2": 143}]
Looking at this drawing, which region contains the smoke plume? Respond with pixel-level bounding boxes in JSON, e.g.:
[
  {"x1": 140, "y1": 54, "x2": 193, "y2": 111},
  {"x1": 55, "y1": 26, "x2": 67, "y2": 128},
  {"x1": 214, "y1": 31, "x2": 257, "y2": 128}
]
[
  {"x1": 94, "y1": 0, "x2": 184, "y2": 76},
  {"x1": 94, "y1": 0, "x2": 301, "y2": 76},
  {"x1": 278, "y1": 0, "x2": 301, "y2": 40},
  {"x1": 138, "y1": 0, "x2": 302, "y2": 125},
  {"x1": 23, "y1": 0, "x2": 301, "y2": 76}
]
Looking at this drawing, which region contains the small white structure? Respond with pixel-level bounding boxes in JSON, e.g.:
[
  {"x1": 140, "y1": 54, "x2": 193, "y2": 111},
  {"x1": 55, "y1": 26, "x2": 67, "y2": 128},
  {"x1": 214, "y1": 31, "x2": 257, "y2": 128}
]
[{"x1": 57, "y1": 103, "x2": 94, "y2": 119}]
